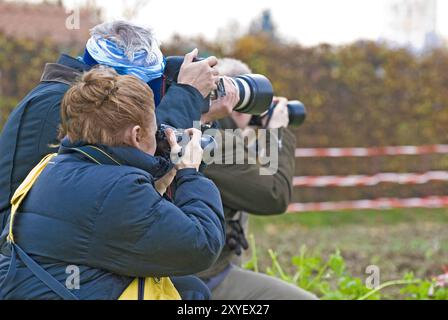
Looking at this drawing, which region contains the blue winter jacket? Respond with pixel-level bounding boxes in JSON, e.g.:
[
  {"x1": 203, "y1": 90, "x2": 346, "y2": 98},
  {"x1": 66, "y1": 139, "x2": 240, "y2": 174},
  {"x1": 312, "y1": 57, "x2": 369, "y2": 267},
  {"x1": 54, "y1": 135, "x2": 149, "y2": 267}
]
[
  {"x1": 0, "y1": 139, "x2": 225, "y2": 299},
  {"x1": 0, "y1": 54, "x2": 206, "y2": 231}
]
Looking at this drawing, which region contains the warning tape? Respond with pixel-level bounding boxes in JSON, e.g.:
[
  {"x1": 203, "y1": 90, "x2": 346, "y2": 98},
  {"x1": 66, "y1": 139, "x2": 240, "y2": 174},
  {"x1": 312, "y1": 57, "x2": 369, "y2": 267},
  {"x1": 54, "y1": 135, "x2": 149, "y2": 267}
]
[
  {"x1": 288, "y1": 196, "x2": 448, "y2": 212},
  {"x1": 295, "y1": 145, "x2": 448, "y2": 158},
  {"x1": 293, "y1": 171, "x2": 448, "y2": 187}
]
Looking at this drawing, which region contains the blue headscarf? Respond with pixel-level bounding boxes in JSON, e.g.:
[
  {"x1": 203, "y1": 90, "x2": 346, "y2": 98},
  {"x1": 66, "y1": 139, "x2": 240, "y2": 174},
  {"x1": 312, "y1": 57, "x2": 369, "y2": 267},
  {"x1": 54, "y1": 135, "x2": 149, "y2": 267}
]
[{"x1": 85, "y1": 36, "x2": 165, "y2": 83}]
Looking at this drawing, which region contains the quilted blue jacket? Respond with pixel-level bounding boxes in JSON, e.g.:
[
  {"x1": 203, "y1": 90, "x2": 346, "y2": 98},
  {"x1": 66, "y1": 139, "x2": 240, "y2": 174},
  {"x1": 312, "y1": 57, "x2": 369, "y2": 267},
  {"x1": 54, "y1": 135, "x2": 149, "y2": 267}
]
[{"x1": 0, "y1": 140, "x2": 225, "y2": 299}]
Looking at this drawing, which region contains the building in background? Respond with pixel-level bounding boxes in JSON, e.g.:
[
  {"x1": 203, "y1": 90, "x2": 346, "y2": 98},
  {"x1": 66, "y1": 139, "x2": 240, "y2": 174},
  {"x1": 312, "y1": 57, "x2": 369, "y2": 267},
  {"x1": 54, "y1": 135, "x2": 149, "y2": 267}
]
[
  {"x1": 249, "y1": 9, "x2": 277, "y2": 39},
  {"x1": 0, "y1": 0, "x2": 100, "y2": 48},
  {"x1": 384, "y1": 0, "x2": 440, "y2": 52}
]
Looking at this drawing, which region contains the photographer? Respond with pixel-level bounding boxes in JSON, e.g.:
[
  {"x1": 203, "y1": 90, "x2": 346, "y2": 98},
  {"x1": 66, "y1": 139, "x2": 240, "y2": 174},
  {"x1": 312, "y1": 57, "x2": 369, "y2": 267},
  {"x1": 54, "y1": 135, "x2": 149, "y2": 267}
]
[
  {"x1": 198, "y1": 58, "x2": 317, "y2": 300},
  {"x1": 0, "y1": 21, "x2": 219, "y2": 232},
  {"x1": 0, "y1": 68, "x2": 225, "y2": 300}
]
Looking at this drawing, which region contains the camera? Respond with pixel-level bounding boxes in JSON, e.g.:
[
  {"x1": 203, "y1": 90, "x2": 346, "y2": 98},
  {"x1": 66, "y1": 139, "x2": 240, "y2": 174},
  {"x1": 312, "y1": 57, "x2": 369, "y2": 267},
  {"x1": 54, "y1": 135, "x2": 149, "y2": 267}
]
[
  {"x1": 155, "y1": 124, "x2": 217, "y2": 159},
  {"x1": 250, "y1": 100, "x2": 307, "y2": 128},
  {"x1": 163, "y1": 56, "x2": 274, "y2": 115}
]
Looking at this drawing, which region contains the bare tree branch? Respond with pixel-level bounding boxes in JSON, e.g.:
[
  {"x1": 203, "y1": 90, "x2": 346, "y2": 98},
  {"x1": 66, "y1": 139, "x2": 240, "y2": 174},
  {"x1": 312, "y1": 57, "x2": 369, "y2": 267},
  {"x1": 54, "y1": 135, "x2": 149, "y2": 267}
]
[{"x1": 122, "y1": 0, "x2": 150, "y2": 20}]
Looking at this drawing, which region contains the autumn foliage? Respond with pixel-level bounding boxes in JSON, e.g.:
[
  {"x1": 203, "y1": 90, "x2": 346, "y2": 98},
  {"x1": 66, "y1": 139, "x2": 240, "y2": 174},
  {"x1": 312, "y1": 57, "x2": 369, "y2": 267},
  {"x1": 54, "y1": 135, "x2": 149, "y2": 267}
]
[{"x1": 1, "y1": 32, "x2": 447, "y2": 202}]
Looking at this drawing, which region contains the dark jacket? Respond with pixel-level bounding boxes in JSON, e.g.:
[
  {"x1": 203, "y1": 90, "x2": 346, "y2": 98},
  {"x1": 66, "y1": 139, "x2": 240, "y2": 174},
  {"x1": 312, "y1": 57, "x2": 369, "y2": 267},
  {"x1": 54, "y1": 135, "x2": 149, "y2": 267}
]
[
  {"x1": 0, "y1": 54, "x2": 206, "y2": 231},
  {"x1": 0, "y1": 139, "x2": 225, "y2": 299},
  {"x1": 198, "y1": 117, "x2": 296, "y2": 279},
  {"x1": 206, "y1": 118, "x2": 296, "y2": 214}
]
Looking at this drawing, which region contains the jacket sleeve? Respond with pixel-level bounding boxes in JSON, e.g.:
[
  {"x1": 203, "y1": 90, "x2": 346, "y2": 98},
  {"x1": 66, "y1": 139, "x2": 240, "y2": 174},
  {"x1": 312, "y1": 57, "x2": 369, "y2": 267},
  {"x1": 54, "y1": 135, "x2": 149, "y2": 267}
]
[
  {"x1": 88, "y1": 169, "x2": 225, "y2": 278},
  {"x1": 155, "y1": 83, "x2": 205, "y2": 129},
  {"x1": 204, "y1": 128, "x2": 296, "y2": 215}
]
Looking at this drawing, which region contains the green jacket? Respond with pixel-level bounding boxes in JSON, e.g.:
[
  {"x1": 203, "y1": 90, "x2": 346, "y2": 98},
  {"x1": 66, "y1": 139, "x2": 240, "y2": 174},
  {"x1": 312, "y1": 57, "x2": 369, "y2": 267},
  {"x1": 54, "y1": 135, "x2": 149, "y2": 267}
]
[{"x1": 198, "y1": 117, "x2": 296, "y2": 279}]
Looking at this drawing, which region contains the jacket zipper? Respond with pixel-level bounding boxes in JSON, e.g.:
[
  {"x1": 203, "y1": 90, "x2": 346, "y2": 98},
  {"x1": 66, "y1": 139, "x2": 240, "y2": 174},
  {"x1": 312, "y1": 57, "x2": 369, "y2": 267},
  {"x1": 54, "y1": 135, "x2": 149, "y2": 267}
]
[{"x1": 138, "y1": 277, "x2": 145, "y2": 300}]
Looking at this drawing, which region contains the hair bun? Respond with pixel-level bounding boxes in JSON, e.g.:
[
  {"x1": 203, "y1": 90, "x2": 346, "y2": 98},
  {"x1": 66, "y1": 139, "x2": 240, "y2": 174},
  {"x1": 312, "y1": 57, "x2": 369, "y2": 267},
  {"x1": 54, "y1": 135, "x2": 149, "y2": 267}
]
[
  {"x1": 60, "y1": 67, "x2": 155, "y2": 146},
  {"x1": 79, "y1": 67, "x2": 119, "y2": 107}
]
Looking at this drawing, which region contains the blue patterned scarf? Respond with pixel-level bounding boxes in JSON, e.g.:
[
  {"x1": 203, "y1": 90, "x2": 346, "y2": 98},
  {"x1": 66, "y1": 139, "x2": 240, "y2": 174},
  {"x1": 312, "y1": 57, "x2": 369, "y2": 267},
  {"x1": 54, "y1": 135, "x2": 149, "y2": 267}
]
[{"x1": 85, "y1": 36, "x2": 165, "y2": 83}]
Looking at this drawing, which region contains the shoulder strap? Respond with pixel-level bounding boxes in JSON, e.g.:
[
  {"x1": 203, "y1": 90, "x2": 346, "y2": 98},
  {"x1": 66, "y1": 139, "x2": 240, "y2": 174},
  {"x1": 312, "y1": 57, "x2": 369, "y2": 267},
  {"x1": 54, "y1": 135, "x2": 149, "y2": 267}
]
[
  {"x1": 8, "y1": 153, "x2": 57, "y2": 243},
  {"x1": 12, "y1": 243, "x2": 78, "y2": 300},
  {"x1": 6, "y1": 153, "x2": 79, "y2": 300},
  {"x1": 60, "y1": 145, "x2": 121, "y2": 166}
]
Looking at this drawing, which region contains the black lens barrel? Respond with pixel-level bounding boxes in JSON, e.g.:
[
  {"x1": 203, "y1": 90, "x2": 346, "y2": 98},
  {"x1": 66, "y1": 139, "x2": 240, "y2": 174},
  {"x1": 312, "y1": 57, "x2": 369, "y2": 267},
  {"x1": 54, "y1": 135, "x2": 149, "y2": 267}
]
[{"x1": 287, "y1": 100, "x2": 307, "y2": 127}]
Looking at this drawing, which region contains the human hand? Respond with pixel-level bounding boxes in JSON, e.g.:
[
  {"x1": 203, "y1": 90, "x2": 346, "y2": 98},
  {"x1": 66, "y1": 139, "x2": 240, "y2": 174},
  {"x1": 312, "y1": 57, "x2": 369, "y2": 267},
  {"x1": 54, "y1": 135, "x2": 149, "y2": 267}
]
[
  {"x1": 226, "y1": 219, "x2": 249, "y2": 256},
  {"x1": 166, "y1": 127, "x2": 203, "y2": 171},
  {"x1": 200, "y1": 76, "x2": 240, "y2": 123},
  {"x1": 263, "y1": 96, "x2": 289, "y2": 129},
  {"x1": 177, "y1": 48, "x2": 220, "y2": 98}
]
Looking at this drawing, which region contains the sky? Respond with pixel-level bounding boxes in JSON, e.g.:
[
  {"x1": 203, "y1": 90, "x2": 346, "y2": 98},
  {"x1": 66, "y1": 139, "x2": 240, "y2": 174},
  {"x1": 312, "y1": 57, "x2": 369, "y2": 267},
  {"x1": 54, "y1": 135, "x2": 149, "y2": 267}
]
[{"x1": 62, "y1": 0, "x2": 448, "y2": 46}]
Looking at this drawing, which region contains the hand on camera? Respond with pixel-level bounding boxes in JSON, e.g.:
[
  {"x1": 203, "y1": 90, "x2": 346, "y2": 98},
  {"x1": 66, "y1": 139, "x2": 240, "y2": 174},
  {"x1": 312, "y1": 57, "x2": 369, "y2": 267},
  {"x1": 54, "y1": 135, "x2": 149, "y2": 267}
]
[
  {"x1": 200, "y1": 76, "x2": 240, "y2": 124},
  {"x1": 166, "y1": 127, "x2": 203, "y2": 171},
  {"x1": 226, "y1": 219, "x2": 249, "y2": 256},
  {"x1": 263, "y1": 96, "x2": 289, "y2": 129},
  {"x1": 178, "y1": 48, "x2": 220, "y2": 98}
]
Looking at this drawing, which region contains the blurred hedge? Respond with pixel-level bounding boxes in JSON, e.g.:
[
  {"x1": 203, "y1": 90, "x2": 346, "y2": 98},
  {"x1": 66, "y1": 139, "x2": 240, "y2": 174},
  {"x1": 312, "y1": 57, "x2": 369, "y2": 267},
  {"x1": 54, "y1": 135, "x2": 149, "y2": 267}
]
[
  {"x1": 1, "y1": 32, "x2": 447, "y2": 201},
  {"x1": 0, "y1": 33, "x2": 75, "y2": 129}
]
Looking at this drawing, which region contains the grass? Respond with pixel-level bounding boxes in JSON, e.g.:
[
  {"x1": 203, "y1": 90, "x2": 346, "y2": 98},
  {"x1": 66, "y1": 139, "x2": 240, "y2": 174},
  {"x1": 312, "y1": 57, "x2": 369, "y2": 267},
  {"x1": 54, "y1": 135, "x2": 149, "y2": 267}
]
[
  {"x1": 244, "y1": 208, "x2": 448, "y2": 299},
  {"x1": 249, "y1": 208, "x2": 448, "y2": 228}
]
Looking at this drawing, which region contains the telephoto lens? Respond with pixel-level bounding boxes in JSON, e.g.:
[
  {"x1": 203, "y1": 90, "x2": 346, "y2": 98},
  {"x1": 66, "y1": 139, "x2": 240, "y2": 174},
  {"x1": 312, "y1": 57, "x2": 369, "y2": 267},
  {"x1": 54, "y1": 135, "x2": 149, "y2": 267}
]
[
  {"x1": 164, "y1": 56, "x2": 274, "y2": 115},
  {"x1": 228, "y1": 74, "x2": 274, "y2": 115}
]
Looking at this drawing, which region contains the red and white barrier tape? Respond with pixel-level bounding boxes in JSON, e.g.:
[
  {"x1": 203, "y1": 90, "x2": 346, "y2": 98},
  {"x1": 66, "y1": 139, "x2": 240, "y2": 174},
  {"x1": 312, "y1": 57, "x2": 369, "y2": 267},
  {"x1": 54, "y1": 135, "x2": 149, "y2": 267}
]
[
  {"x1": 295, "y1": 145, "x2": 448, "y2": 158},
  {"x1": 293, "y1": 171, "x2": 448, "y2": 188},
  {"x1": 436, "y1": 272, "x2": 448, "y2": 288},
  {"x1": 288, "y1": 196, "x2": 448, "y2": 212}
]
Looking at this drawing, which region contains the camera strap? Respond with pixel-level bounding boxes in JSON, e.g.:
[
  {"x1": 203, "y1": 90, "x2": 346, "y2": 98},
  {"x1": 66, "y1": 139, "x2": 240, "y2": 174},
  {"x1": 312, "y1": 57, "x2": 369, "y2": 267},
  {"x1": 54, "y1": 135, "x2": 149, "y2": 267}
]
[
  {"x1": 263, "y1": 108, "x2": 284, "y2": 151},
  {"x1": 59, "y1": 145, "x2": 121, "y2": 166},
  {"x1": 263, "y1": 104, "x2": 276, "y2": 129},
  {"x1": 5, "y1": 153, "x2": 79, "y2": 300}
]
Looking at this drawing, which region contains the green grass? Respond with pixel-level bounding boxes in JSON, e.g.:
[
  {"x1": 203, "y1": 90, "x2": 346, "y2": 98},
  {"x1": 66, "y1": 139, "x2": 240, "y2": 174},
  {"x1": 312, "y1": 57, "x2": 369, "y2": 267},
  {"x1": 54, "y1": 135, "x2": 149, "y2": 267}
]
[
  {"x1": 250, "y1": 208, "x2": 448, "y2": 229},
  {"x1": 244, "y1": 208, "x2": 448, "y2": 299}
]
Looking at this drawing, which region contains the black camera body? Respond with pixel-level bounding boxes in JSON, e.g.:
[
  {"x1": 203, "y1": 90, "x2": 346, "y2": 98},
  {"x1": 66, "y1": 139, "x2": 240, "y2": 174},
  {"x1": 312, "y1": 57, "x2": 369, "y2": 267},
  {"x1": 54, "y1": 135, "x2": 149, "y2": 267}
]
[
  {"x1": 155, "y1": 124, "x2": 217, "y2": 159},
  {"x1": 163, "y1": 56, "x2": 274, "y2": 115}
]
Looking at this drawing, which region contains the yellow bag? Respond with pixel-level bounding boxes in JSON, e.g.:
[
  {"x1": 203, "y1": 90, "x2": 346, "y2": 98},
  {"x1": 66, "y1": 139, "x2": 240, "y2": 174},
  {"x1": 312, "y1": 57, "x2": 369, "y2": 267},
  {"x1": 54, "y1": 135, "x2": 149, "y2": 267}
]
[
  {"x1": 8, "y1": 153, "x2": 181, "y2": 300},
  {"x1": 119, "y1": 277, "x2": 180, "y2": 300}
]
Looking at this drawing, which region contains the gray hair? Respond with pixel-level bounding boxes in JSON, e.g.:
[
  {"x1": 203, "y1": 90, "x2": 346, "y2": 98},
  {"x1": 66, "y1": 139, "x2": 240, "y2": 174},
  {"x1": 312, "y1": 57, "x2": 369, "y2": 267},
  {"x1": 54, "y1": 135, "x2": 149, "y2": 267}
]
[
  {"x1": 90, "y1": 21, "x2": 160, "y2": 61},
  {"x1": 216, "y1": 58, "x2": 252, "y2": 77}
]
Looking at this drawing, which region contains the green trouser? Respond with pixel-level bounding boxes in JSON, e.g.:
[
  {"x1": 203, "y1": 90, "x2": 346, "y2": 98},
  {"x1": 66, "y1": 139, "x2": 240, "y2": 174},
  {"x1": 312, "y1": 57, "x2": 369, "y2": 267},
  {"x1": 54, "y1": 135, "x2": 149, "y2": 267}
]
[{"x1": 211, "y1": 265, "x2": 318, "y2": 300}]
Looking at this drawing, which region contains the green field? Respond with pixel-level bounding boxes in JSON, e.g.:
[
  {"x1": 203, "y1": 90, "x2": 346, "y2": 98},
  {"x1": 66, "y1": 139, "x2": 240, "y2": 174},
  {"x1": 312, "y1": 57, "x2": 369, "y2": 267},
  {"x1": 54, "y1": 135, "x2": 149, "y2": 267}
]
[{"x1": 244, "y1": 208, "x2": 448, "y2": 299}]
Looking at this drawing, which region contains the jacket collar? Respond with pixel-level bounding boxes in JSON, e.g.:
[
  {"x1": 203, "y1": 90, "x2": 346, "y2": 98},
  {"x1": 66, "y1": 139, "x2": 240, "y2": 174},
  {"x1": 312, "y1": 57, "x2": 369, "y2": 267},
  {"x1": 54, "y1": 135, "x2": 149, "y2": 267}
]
[
  {"x1": 59, "y1": 138, "x2": 172, "y2": 180},
  {"x1": 40, "y1": 54, "x2": 91, "y2": 85}
]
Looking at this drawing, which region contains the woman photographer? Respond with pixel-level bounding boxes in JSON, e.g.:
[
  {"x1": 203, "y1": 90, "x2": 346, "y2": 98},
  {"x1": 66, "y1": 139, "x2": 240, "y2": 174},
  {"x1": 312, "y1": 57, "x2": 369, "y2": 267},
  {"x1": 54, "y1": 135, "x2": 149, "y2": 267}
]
[{"x1": 0, "y1": 68, "x2": 225, "y2": 300}]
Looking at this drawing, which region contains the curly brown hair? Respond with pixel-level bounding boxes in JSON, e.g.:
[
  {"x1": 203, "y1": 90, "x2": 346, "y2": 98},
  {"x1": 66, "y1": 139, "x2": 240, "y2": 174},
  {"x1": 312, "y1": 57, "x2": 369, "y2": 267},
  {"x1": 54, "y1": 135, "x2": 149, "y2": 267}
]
[{"x1": 60, "y1": 67, "x2": 155, "y2": 146}]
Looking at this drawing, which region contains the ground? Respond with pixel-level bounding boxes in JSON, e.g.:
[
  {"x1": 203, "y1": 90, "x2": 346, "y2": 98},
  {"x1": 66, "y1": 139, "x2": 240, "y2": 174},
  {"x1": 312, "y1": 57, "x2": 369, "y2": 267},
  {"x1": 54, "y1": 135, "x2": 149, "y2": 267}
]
[{"x1": 244, "y1": 208, "x2": 448, "y2": 299}]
